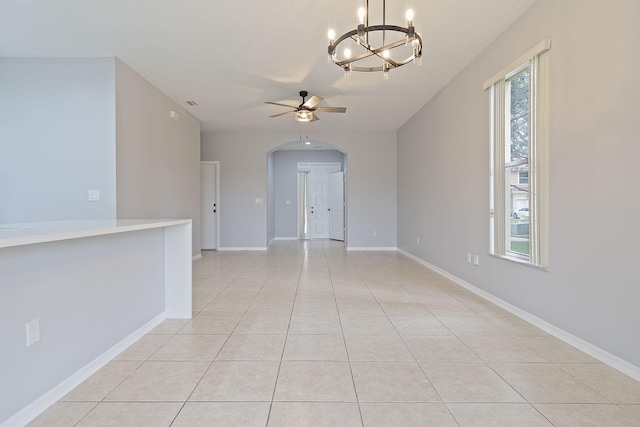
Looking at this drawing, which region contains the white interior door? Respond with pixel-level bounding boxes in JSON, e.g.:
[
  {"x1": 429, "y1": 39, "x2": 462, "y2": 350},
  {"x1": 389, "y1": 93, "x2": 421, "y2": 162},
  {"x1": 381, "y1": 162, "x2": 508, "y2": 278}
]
[
  {"x1": 201, "y1": 162, "x2": 218, "y2": 249},
  {"x1": 329, "y1": 171, "x2": 345, "y2": 241},
  {"x1": 309, "y1": 163, "x2": 340, "y2": 239}
]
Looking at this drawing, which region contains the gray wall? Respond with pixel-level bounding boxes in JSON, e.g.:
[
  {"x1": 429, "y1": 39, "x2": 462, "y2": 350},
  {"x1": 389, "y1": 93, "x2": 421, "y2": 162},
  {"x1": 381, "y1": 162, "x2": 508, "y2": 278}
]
[
  {"x1": 0, "y1": 58, "x2": 202, "y2": 256},
  {"x1": 273, "y1": 149, "x2": 344, "y2": 239},
  {"x1": 0, "y1": 228, "x2": 164, "y2": 423},
  {"x1": 398, "y1": 0, "x2": 640, "y2": 368},
  {"x1": 201, "y1": 131, "x2": 397, "y2": 249},
  {"x1": 115, "y1": 60, "x2": 202, "y2": 255},
  {"x1": 0, "y1": 58, "x2": 116, "y2": 223}
]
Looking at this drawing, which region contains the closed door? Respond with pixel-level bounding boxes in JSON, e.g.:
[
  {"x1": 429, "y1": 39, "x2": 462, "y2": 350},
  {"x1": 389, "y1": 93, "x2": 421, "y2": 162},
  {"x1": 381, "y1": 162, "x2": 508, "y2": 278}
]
[
  {"x1": 201, "y1": 162, "x2": 218, "y2": 249},
  {"x1": 329, "y1": 171, "x2": 345, "y2": 241},
  {"x1": 309, "y1": 163, "x2": 340, "y2": 239}
]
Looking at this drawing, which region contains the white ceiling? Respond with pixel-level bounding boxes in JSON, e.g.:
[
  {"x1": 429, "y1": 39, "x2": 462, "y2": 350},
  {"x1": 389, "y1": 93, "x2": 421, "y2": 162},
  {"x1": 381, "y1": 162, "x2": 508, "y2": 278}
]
[{"x1": 1, "y1": 0, "x2": 536, "y2": 133}]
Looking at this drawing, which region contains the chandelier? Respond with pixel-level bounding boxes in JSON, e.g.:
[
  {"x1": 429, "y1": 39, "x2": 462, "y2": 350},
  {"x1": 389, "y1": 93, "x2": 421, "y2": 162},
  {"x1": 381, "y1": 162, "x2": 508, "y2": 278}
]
[{"x1": 327, "y1": 0, "x2": 423, "y2": 79}]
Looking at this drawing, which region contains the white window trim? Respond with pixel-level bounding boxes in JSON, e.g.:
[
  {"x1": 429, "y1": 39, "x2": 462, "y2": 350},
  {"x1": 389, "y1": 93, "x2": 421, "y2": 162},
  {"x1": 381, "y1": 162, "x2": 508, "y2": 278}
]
[
  {"x1": 483, "y1": 38, "x2": 551, "y2": 90},
  {"x1": 486, "y1": 39, "x2": 550, "y2": 268}
]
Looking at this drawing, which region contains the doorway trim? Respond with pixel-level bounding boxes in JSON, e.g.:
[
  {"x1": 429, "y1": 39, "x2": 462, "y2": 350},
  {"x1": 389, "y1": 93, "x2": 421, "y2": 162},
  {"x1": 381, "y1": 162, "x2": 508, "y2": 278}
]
[
  {"x1": 201, "y1": 161, "x2": 220, "y2": 251},
  {"x1": 267, "y1": 140, "x2": 348, "y2": 246}
]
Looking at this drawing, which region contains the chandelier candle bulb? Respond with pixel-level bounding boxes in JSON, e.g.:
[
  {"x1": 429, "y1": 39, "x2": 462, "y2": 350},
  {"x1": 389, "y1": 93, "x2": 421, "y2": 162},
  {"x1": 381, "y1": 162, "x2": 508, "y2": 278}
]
[
  {"x1": 406, "y1": 9, "x2": 414, "y2": 26},
  {"x1": 327, "y1": 28, "x2": 336, "y2": 62},
  {"x1": 357, "y1": 7, "x2": 366, "y2": 39},
  {"x1": 358, "y1": 7, "x2": 366, "y2": 25}
]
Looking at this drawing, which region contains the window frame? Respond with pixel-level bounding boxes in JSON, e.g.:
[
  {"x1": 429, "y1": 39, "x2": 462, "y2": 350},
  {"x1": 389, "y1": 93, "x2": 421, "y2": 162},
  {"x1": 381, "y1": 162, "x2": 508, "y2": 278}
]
[{"x1": 485, "y1": 39, "x2": 550, "y2": 269}]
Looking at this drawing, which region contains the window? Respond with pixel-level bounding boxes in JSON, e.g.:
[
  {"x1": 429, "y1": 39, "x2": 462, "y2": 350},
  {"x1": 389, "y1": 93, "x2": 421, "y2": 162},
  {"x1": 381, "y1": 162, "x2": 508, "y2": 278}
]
[
  {"x1": 518, "y1": 170, "x2": 529, "y2": 185},
  {"x1": 485, "y1": 39, "x2": 550, "y2": 267}
]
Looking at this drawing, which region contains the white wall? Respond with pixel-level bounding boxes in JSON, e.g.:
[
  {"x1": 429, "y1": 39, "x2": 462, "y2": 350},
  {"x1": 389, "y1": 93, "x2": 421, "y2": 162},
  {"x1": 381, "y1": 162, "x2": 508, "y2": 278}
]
[
  {"x1": 398, "y1": 0, "x2": 640, "y2": 368},
  {"x1": 115, "y1": 60, "x2": 202, "y2": 255},
  {"x1": 0, "y1": 58, "x2": 116, "y2": 223},
  {"x1": 273, "y1": 149, "x2": 344, "y2": 239},
  {"x1": 201, "y1": 130, "x2": 397, "y2": 249},
  {"x1": 267, "y1": 153, "x2": 275, "y2": 243}
]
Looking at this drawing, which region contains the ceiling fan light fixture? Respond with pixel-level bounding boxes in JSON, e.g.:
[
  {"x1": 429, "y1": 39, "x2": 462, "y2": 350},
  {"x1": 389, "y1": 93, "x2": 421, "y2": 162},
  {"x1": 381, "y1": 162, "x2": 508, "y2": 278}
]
[{"x1": 295, "y1": 110, "x2": 313, "y2": 122}]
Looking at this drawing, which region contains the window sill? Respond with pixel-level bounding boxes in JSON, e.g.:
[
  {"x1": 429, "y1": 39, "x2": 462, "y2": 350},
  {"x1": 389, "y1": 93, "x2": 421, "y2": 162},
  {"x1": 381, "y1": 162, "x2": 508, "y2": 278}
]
[{"x1": 489, "y1": 253, "x2": 549, "y2": 271}]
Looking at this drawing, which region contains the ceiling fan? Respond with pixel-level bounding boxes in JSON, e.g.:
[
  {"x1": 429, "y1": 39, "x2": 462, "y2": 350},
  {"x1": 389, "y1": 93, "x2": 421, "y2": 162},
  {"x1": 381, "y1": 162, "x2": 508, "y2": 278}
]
[{"x1": 265, "y1": 90, "x2": 346, "y2": 122}]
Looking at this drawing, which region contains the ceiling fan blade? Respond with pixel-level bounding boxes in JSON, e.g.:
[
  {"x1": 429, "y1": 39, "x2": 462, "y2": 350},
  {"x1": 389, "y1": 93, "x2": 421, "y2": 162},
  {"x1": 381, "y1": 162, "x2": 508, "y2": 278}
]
[
  {"x1": 269, "y1": 111, "x2": 295, "y2": 118},
  {"x1": 311, "y1": 113, "x2": 320, "y2": 122},
  {"x1": 265, "y1": 101, "x2": 299, "y2": 109},
  {"x1": 303, "y1": 95, "x2": 323, "y2": 109},
  {"x1": 314, "y1": 107, "x2": 347, "y2": 113}
]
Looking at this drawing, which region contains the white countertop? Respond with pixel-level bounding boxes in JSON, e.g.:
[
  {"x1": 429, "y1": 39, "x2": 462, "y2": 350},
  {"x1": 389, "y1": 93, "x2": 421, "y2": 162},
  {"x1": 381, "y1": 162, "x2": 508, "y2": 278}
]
[{"x1": 0, "y1": 219, "x2": 191, "y2": 249}]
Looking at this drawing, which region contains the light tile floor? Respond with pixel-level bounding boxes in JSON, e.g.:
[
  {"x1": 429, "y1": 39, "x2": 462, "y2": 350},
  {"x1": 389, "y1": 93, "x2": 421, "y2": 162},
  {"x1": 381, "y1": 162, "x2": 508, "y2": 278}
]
[{"x1": 29, "y1": 240, "x2": 640, "y2": 426}]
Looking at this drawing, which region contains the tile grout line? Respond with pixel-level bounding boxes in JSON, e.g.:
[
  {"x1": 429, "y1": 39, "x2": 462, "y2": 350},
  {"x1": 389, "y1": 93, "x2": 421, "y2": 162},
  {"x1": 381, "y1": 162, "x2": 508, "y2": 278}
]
[
  {"x1": 328, "y1": 242, "x2": 370, "y2": 427},
  {"x1": 265, "y1": 240, "x2": 302, "y2": 426},
  {"x1": 169, "y1": 248, "x2": 278, "y2": 426}
]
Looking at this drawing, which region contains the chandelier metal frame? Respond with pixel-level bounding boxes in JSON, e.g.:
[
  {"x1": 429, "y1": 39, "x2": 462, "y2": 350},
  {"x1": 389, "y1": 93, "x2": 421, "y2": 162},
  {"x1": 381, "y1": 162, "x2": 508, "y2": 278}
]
[{"x1": 328, "y1": 0, "x2": 422, "y2": 74}]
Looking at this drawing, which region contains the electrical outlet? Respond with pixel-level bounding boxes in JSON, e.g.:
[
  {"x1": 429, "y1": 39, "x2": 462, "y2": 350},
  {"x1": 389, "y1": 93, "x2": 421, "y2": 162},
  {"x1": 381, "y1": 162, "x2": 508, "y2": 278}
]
[
  {"x1": 26, "y1": 319, "x2": 40, "y2": 347},
  {"x1": 467, "y1": 253, "x2": 472, "y2": 264},
  {"x1": 88, "y1": 190, "x2": 100, "y2": 201},
  {"x1": 474, "y1": 255, "x2": 480, "y2": 266}
]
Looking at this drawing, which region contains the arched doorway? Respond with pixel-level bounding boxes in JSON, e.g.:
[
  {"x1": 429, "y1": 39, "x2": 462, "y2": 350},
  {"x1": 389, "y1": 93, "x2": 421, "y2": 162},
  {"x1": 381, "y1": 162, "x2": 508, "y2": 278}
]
[{"x1": 267, "y1": 139, "x2": 348, "y2": 245}]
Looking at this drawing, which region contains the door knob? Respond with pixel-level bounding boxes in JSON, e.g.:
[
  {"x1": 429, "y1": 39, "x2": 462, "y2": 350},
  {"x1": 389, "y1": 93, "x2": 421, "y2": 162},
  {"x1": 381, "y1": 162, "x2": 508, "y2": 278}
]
[{"x1": 213, "y1": 210, "x2": 216, "y2": 213}]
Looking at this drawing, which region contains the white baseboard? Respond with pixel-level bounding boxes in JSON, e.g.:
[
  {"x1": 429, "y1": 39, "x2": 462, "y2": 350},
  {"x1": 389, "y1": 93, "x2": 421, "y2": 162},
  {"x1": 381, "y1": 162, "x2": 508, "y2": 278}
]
[
  {"x1": 192, "y1": 253, "x2": 202, "y2": 261},
  {"x1": 397, "y1": 249, "x2": 640, "y2": 381},
  {"x1": 347, "y1": 246, "x2": 398, "y2": 251},
  {"x1": 218, "y1": 247, "x2": 268, "y2": 251},
  {"x1": 3, "y1": 314, "x2": 166, "y2": 427},
  {"x1": 274, "y1": 237, "x2": 299, "y2": 241}
]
